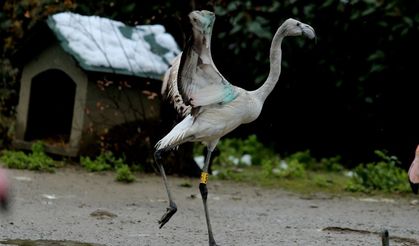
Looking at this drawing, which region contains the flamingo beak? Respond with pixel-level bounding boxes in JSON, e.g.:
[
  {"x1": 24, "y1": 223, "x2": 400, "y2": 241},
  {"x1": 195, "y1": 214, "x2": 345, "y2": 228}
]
[{"x1": 301, "y1": 24, "x2": 316, "y2": 40}]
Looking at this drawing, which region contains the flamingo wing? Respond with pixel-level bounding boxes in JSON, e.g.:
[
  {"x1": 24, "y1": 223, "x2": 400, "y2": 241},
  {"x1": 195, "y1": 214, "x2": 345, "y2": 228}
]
[{"x1": 177, "y1": 38, "x2": 238, "y2": 109}]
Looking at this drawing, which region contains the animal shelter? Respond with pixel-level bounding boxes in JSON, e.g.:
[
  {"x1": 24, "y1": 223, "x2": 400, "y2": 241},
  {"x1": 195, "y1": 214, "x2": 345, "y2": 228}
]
[{"x1": 13, "y1": 12, "x2": 180, "y2": 156}]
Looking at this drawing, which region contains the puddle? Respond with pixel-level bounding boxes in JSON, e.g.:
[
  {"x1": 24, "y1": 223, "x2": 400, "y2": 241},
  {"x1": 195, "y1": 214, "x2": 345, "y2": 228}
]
[{"x1": 0, "y1": 239, "x2": 105, "y2": 246}]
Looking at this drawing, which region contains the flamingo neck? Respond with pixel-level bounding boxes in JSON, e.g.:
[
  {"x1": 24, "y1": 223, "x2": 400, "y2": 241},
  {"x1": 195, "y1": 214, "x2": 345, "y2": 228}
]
[
  {"x1": 254, "y1": 27, "x2": 285, "y2": 103},
  {"x1": 192, "y1": 29, "x2": 213, "y2": 64}
]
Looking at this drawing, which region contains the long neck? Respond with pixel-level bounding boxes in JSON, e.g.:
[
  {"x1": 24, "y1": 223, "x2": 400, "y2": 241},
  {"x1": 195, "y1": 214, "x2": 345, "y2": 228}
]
[
  {"x1": 192, "y1": 28, "x2": 213, "y2": 64},
  {"x1": 253, "y1": 26, "x2": 285, "y2": 103}
]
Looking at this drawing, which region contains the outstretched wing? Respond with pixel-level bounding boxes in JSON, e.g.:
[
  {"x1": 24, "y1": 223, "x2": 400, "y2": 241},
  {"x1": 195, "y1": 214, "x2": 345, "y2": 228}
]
[
  {"x1": 161, "y1": 53, "x2": 191, "y2": 117},
  {"x1": 177, "y1": 38, "x2": 238, "y2": 109}
]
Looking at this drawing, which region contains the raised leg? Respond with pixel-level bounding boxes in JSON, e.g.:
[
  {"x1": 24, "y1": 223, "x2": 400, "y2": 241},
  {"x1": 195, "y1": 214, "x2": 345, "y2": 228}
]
[
  {"x1": 154, "y1": 150, "x2": 177, "y2": 228},
  {"x1": 200, "y1": 148, "x2": 218, "y2": 246}
]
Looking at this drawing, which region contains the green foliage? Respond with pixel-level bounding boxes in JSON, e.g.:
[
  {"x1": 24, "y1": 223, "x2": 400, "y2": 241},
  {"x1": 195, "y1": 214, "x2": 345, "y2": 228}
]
[
  {"x1": 80, "y1": 156, "x2": 111, "y2": 172},
  {"x1": 319, "y1": 156, "x2": 344, "y2": 172},
  {"x1": 285, "y1": 150, "x2": 344, "y2": 172},
  {"x1": 115, "y1": 165, "x2": 135, "y2": 183},
  {"x1": 0, "y1": 141, "x2": 55, "y2": 172},
  {"x1": 209, "y1": 135, "x2": 308, "y2": 180},
  {"x1": 346, "y1": 150, "x2": 410, "y2": 193},
  {"x1": 209, "y1": 134, "x2": 278, "y2": 166},
  {"x1": 286, "y1": 150, "x2": 317, "y2": 170},
  {"x1": 312, "y1": 175, "x2": 333, "y2": 188},
  {"x1": 80, "y1": 151, "x2": 124, "y2": 172},
  {"x1": 200, "y1": 136, "x2": 409, "y2": 195},
  {"x1": 209, "y1": 136, "x2": 345, "y2": 182},
  {"x1": 81, "y1": 151, "x2": 136, "y2": 183},
  {"x1": 268, "y1": 159, "x2": 306, "y2": 179},
  {"x1": 260, "y1": 156, "x2": 281, "y2": 177}
]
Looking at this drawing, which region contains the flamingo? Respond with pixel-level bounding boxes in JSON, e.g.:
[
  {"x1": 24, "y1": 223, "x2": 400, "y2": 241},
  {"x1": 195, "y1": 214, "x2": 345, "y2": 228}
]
[
  {"x1": 408, "y1": 144, "x2": 419, "y2": 194},
  {"x1": 154, "y1": 10, "x2": 315, "y2": 246},
  {"x1": 0, "y1": 167, "x2": 10, "y2": 211}
]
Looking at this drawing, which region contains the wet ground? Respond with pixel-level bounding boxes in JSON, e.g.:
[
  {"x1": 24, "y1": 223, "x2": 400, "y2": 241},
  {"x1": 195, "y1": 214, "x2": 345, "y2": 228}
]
[{"x1": 1, "y1": 166, "x2": 419, "y2": 246}]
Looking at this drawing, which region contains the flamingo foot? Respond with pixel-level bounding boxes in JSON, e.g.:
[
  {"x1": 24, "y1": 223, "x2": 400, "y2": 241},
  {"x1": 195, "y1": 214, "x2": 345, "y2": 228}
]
[
  {"x1": 209, "y1": 240, "x2": 219, "y2": 246},
  {"x1": 158, "y1": 202, "x2": 177, "y2": 228}
]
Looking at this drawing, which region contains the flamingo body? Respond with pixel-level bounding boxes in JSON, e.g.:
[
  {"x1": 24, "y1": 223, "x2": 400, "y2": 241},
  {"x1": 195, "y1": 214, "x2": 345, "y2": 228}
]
[
  {"x1": 154, "y1": 10, "x2": 315, "y2": 246},
  {"x1": 156, "y1": 87, "x2": 262, "y2": 151},
  {"x1": 157, "y1": 15, "x2": 315, "y2": 152}
]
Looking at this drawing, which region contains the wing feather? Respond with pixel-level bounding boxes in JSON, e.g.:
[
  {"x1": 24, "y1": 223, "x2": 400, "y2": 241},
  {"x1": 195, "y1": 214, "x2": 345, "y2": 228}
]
[
  {"x1": 163, "y1": 10, "x2": 238, "y2": 117},
  {"x1": 177, "y1": 39, "x2": 238, "y2": 108},
  {"x1": 162, "y1": 54, "x2": 191, "y2": 117}
]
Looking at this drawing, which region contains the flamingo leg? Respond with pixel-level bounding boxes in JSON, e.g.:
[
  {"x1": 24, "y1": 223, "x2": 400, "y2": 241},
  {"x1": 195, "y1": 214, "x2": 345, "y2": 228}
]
[
  {"x1": 380, "y1": 229, "x2": 389, "y2": 246},
  {"x1": 199, "y1": 148, "x2": 218, "y2": 246},
  {"x1": 154, "y1": 150, "x2": 177, "y2": 228}
]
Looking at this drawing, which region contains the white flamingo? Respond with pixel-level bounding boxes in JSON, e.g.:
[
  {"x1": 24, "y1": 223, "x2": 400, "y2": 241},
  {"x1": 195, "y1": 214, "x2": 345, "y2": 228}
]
[{"x1": 155, "y1": 10, "x2": 315, "y2": 246}]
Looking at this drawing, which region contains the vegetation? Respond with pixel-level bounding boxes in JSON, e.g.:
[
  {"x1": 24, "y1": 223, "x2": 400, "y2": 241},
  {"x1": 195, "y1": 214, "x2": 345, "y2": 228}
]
[
  {"x1": 80, "y1": 151, "x2": 136, "y2": 183},
  {"x1": 199, "y1": 135, "x2": 411, "y2": 195},
  {"x1": 346, "y1": 150, "x2": 410, "y2": 193},
  {"x1": 0, "y1": 141, "x2": 57, "y2": 172},
  {"x1": 115, "y1": 165, "x2": 136, "y2": 183},
  {"x1": 0, "y1": 135, "x2": 411, "y2": 193},
  {"x1": 0, "y1": 146, "x2": 136, "y2": 183},
  {"x1": 80, "y1": 152, "x2": 117, "y2": 172}
]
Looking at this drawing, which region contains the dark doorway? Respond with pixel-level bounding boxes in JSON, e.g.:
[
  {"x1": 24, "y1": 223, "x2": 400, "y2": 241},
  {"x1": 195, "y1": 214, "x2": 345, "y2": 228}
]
[{"x1": 25, "y1": 69, "x2": 76, "y2": 144}]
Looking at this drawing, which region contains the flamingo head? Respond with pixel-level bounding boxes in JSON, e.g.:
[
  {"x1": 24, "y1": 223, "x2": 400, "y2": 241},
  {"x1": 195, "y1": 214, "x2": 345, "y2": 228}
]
[
  {"x1": 189, "y1": 10, "x2": 215, "y2": 36},
  {"x1": 282, "y1": 18, "x2": 316, "y2": 40}
]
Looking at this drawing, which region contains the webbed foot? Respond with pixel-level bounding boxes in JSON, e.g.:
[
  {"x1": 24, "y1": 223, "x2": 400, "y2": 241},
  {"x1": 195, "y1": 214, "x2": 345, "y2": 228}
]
[{"x1": 158, "y1": 202, "x2": 177, "y2": 228}]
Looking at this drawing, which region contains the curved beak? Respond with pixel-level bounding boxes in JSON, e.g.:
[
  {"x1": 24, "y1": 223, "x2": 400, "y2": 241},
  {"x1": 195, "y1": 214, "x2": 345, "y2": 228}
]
[{"x1": 301, "y1": 24, "x2": 316, "y2": 40}]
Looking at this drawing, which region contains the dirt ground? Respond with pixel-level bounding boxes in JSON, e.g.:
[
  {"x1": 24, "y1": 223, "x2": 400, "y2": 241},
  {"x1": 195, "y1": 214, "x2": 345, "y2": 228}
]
[{"x1": 1, "y1": 166, "x2": 419, "y2": 246}]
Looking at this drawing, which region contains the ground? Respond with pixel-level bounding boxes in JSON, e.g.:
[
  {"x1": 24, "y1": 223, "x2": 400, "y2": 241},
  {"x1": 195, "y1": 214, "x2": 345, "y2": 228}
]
[{"x1": 0, "y1": 166, "x2": 419, "y2": 246}]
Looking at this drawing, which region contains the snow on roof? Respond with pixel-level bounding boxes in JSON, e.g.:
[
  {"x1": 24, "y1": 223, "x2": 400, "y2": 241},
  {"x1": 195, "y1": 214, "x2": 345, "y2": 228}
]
[{"x1": 47, "y1": 12, "x2": 180, "y2": 80}]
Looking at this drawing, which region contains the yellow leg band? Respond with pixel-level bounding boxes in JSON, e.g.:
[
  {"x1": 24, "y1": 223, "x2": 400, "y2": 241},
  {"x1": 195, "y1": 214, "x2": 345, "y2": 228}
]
[{"x1": 200, "y1": 172, "x2": 209, "y2": 184}]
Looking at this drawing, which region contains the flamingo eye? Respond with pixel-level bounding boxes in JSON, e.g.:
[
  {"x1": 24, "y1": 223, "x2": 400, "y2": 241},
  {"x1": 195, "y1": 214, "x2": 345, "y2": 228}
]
[{"x1": 296, "y1": 22, "x2": 301, "y2": 27}]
